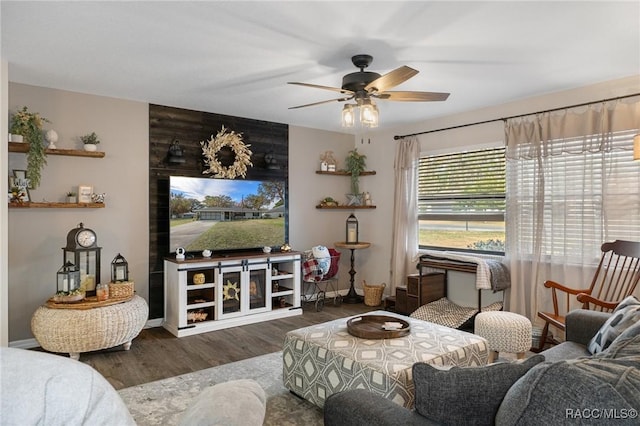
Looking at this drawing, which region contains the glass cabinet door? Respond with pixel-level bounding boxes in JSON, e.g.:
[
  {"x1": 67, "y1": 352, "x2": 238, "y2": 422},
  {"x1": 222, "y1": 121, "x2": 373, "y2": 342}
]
[
  {"x1": 218, "y1": 266, "x2": 243, "y2": 318},
  {"x1": 248, "y1": 267, "x2": 267, "y2": 312}
]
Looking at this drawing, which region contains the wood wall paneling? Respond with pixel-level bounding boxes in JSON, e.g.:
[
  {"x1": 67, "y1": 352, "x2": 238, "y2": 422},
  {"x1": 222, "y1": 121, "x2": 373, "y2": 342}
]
[{"x1": 148, "y1": 104, "x2": 289, "y2": 318}]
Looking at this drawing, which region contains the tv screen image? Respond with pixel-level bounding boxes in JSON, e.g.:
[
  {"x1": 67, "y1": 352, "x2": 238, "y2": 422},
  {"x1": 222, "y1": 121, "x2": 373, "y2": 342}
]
[{"x1": 169, "y1": 176, "x2": 286, "y2": 253}]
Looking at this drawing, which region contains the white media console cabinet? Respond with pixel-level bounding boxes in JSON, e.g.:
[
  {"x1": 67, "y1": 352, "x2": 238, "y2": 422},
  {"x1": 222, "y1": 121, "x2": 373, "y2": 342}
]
[{"x1": 164, "y1": 251, "x2": 302, "y2": 337}]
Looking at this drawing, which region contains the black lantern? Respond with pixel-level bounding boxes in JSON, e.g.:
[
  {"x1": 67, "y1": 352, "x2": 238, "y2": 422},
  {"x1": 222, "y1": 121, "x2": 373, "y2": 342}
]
[
  {"x1": 111, "y1": 253, "x2": 129, "y2": 282},
  {"x1": 168, "y1": 139, "x2": 186, "y2": 164},
  {"x1": 346, "y1": 213, "x2": 359, "y2": 243},
  {"x1": 63, "y1": 223, "x2": 102, "y2": 296},
  {"x1": 57, "y1": 261, "x2": 81, "y2": 294}
]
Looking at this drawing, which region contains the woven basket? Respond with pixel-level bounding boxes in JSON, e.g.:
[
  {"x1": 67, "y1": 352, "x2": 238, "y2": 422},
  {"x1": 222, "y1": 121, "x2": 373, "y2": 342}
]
[
  {"x1": 109, "y1": 281, "x2": 135, "y2": 298},
  {"x1": 363, "y1": 281, "x2": 386, "y2": 307}
]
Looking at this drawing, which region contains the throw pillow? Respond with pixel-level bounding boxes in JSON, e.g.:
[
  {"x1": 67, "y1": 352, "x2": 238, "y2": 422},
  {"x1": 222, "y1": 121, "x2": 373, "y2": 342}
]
[
  {"x1": 594, "y1": 319, "x2": 640, "y2": 360},
  {"x1": 587, "y1": 295, "x2": 640, "y2": 354},
  {"x1": 179, "y1": 379, "x2": 266, "y2": 426},
  {"x1": 312, "y1": 245, "x2": 331, "y2": 275},
  {"x1": 412, "y1": 355, "x2": 545, "y2": 426}
]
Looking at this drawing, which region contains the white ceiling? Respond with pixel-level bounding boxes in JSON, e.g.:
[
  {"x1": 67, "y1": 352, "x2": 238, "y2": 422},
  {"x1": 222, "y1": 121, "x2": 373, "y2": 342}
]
[{"x1": 2, "y1": 1, "x2": 639, "y2": 134}]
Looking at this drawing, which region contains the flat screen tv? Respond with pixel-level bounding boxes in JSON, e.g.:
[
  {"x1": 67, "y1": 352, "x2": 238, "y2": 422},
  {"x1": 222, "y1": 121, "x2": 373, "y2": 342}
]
[{"x1": 169, "y1": 176, "x2": 287, "y2": 254}]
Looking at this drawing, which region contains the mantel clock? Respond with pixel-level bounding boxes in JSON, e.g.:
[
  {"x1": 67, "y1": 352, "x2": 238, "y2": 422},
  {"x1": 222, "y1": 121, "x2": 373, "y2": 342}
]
[{"x1": 63, "y1": 223, "x2": 102, "y2": 296}]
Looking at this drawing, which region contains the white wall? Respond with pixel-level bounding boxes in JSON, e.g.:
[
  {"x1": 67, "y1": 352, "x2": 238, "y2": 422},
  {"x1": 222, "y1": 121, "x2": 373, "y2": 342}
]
[
  {"x1": 288, "y1": 126, "x2": 358, "y2": 292},
  {"x1": 7, "y1": 83, "x2": 149, "y2": 344}
]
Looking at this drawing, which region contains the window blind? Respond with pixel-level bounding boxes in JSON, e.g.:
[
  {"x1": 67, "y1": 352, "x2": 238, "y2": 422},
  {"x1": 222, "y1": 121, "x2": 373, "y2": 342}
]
[
  {"x1": 506, "y1": 129, "x2": 640, "y2": 260},
  {"x1": 418, "y1": 147, "x2": 506, "y2": 220}
]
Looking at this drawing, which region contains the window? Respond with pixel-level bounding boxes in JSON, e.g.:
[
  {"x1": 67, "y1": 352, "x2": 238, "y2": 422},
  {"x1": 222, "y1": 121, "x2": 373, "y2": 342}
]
[
  {"x1": 508, "y1": 129, "x2": 640, "y2": 260},
  {"x1": 418, "y1": 147, "x2": 506, "y2": 254}
]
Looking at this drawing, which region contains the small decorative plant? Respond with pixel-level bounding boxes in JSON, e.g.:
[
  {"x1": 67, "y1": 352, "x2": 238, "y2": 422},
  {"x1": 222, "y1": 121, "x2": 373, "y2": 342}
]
[
  {"x1": 10, "y1": 187, "x2": 27, "y2": 204},
  {"x1": 80, "y1": 132, "x2": 100, "y2": 145},
  {"x1": 10, "y1": 106, "x2": 50, "y2": 188},
  {"x1": 345, "y1": 149, "x2": 367, "y2": 195},
  {"x1": 66, "y1": 191, "x2": 77, "y2": 197}
]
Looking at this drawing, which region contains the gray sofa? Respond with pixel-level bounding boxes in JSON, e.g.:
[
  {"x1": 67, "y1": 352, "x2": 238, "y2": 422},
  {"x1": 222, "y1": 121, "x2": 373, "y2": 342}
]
[{"x1": 324, "y1": 309, "x2": 640, "y2": 426}]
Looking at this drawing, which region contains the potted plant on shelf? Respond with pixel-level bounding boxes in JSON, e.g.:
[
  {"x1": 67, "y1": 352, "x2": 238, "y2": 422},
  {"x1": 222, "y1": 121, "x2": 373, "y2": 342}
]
[
  {"x1": 81, "y1": 132, "x2": 100, "y2": 151},
  {"x1": 9, "y1": 106, "x2": 50, "y2": 188},
  {"x1": 66, "y1": 191, "x2": 77, "y2": 204},
  {"x1": 345, "y1": 149, "x2": 367, "y2": 205}
]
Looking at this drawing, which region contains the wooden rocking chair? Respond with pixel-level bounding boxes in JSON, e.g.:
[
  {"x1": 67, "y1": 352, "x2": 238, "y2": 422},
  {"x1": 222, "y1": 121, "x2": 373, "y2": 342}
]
[{"x1": 536, "y1": 240, "x2": 640, "y2": 351}]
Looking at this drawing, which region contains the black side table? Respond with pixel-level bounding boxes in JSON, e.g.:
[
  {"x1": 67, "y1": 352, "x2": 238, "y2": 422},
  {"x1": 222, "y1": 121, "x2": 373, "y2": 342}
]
[{"x1": 334, "y1": 241, "x2": 371, "y2": 304}]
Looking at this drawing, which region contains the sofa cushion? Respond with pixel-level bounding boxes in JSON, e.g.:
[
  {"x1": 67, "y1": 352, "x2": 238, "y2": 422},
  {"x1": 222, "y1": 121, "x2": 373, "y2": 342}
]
[
  {"x1": 412, "y1": 355, "x2": 545, "y2": 426},
  {"x1": 495, "y1": 357, "x2": 640, "y2": 426},
  {"x1": 587, "y1": 296, "x2": 640, "y2": 354},
  {"x1": 539, "y1": 341, "x2": 590, "y2": 363},
  {"x1": 595, "y1": 320, "x2": 640, "y2": 360},
  {"x1": 178, "y1": 379, "x2": 266, "y2": 426}
]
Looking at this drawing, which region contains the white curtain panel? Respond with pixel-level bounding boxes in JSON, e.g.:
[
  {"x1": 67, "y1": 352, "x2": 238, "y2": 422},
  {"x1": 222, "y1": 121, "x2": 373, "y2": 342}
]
[
  {"x1": 390, "y1": 136, "x2": 419, "y2": 293},
  {"x1": 504, "y1": 97, "x2": 640, "y2": 322}
]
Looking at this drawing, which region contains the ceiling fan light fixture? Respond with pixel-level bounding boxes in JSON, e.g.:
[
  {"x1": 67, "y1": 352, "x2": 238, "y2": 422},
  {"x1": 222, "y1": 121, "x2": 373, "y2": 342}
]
[
  {"x1": 291, "y1": 54, "x2": 449, "y2": 129},
  {"x1": 342, "y1": 104, "x2": 355, "y2": 127}
]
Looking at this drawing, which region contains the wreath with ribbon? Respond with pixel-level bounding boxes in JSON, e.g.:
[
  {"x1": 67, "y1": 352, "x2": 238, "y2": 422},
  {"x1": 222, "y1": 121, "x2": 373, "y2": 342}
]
[{"x1": 201, "y1": 126, "x2": 253, "y2": 179}]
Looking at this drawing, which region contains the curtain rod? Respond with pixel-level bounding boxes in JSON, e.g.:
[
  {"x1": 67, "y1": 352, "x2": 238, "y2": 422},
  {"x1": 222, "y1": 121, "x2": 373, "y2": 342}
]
[{"x1": 393, "y1": 92, "x2": 640, "y2": 140}]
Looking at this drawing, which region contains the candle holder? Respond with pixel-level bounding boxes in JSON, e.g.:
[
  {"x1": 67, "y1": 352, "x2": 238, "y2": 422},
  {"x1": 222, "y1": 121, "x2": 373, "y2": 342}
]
[
  {"x1": 111, "y1": 253, "x2": 129, "y2": 282},
  {"x1": 346, "y1": 213, "x2": 359, "y2": 243},
  {"x1": 56, "y1": 261, "x2": 81, "y2": 294}
]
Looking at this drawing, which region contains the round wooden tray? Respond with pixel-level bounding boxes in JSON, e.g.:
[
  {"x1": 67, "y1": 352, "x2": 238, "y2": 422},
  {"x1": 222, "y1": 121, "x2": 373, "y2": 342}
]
[{"x1": 346, "y1": 314, "x2": 411, "y2": 339}]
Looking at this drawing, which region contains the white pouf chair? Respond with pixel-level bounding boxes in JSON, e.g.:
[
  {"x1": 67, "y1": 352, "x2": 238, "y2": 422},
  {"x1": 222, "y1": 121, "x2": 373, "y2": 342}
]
[{"x1": 475, "y1": 311, "x2": 532, "y2": 362}]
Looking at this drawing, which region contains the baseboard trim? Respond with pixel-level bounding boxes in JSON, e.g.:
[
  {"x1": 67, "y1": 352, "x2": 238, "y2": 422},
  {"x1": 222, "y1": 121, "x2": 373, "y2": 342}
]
[
  {"x1": 9, "y1": 338, "x2": 38, "y2": 349},
  {"x1": 9, "y1": 319, "x2": 163, "y2": 349}
]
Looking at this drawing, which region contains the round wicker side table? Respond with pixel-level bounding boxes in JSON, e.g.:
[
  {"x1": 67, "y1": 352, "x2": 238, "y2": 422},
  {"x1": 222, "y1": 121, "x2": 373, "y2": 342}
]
[{"x1": 31, "y1": 295, "x2": 148, "y2": 360}]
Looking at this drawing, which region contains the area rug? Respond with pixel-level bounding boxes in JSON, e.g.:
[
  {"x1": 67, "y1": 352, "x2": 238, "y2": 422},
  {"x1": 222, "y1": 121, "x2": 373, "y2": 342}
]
[{"x1": 118, "y1": 351, "x2": 322, "y2": 426}]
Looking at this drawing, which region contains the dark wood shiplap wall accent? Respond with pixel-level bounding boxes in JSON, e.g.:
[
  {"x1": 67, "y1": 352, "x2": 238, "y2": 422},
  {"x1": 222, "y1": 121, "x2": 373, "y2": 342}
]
[{"x1": 148, "y1": 104, "x2": 289, "y2": 318}]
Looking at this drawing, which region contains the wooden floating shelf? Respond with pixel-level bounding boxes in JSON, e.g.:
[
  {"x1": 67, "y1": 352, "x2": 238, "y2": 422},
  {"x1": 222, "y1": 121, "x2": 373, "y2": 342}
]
[
  {"x1": 9, "y1": 142, "x2": 105, "y2": 158},
  {"x1": 8, "y1": 202, "x2": 106, "y2": 209},
  {"x1": 316, "y1": 170, "x2": 376, "y2": 176},
  {"x1": 315, "y1": 205, "x2": 376, "y2": 209}
]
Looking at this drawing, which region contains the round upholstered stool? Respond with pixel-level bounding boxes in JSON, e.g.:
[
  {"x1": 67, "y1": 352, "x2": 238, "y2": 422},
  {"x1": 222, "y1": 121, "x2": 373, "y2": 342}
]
[
  {"x1": 31, "y1": 295, "x2": 148, "y2": 360},
  {"x1": 475, "y1": 311, "x2": 532, "y2": 363}
]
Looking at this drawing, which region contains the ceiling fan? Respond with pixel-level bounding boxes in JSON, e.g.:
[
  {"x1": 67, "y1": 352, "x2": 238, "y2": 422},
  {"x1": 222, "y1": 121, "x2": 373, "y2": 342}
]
[{"x1": 288, "y1": 54, "x2": 450, "y2": 113}]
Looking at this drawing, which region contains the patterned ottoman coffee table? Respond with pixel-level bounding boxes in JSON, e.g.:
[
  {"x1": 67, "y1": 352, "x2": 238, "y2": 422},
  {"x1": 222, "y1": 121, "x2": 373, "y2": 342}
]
[{"x1": 283, "y1": 310, "x2": 488, "y2": 408}]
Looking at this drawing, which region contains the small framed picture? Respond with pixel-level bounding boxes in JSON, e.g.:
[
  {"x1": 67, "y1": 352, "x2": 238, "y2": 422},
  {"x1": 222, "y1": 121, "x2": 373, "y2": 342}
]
[
  {"x1": 13, "y1": 169, "x2": 32, "y2": 189},
  {"x1": 78, "y1": 185, "x2": 93, "y2": 203},
  {"x1": 9, "y1": 170, "x2": 30, "y2": 203}
]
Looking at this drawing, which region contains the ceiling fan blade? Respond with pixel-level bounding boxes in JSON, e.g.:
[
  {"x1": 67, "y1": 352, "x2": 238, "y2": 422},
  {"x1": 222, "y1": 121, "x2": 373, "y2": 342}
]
[
  {"x1": 288, "y1": 82, "x2": 353, "y2": 95},
  {"x1": 375, "y1": 91, "x2": 450, "y2": 102},
  {"x1": 364, "y1": 66, "x2": 418, "y2": 93},
  {"x1": 288, "y1": 97, "x2": 352, "y2": 110}
]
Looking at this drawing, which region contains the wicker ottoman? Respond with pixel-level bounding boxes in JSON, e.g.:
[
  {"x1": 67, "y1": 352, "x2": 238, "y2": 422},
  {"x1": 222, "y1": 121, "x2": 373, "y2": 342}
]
[
  {"x1": 475, "y1": 311, "x2": 532, "y2": 362},
  {"x1": 31, "y1": 295, "x2": 148, "y2": 360},
  {"x1": 283, "y1": 311, "x2": 489, "y2": 408}
]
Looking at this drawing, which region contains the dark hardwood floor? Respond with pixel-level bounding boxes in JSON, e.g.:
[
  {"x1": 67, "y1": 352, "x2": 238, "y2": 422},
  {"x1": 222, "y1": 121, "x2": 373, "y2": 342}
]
[{"x1": 65, "y1": 301, "x2": 379, "y2": 390}]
